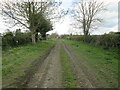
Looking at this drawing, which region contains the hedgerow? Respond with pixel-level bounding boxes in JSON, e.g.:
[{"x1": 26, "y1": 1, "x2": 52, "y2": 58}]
[{"x1": 62, "y1": 33, "x2": 120, "y2": 48}]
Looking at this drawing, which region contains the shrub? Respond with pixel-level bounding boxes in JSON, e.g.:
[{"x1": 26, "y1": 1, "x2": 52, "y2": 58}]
[
  {"x1": 62, "y1": 33, "x2": 120, "y2": 48},
  {"x1": 2, "y1": 29, "x2": 32, "y2": 49}
]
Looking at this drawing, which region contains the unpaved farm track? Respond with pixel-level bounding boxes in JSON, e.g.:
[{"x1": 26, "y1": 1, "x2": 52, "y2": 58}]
[
  {"x1": 27, "y1": 41, "x2": 62, "y2": 88},
  {"x1": 62, "y1": 42, "x2": 94, "y2": 88},
  {"x1": 8, "y1": 40, "x2": 110, "y2": 88}
]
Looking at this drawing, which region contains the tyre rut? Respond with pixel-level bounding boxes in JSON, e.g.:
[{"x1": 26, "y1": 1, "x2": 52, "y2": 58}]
[
  {"x1": 62, "y1": 41, "x2": 94, "y2": 88},
  {"x1": 27, "y1": 41, "x2": 62, "y2": 88}
]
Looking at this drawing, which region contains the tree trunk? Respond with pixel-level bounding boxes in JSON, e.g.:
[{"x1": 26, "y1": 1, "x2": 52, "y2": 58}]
[
  {"x1": 31, "y1": 33, "x2": 36, "y2": 44},
  {"x1": 84, "y1": 28, "x2": 89, "y2": 36},
  {"x1": 35, "y1": 32, "x2": 38, "y2": 42}
]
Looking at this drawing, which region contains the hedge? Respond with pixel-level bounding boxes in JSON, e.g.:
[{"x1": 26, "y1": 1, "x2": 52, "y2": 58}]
[{"x1": 62, "y1": 33, "x2": 120, "y2": 48}]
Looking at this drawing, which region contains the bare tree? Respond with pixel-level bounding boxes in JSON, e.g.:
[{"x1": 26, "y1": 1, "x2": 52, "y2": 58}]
[
  {"x1": 1, "y1": 0, "x2": 60, "y2": 44},
  {"x1": 73, "y1": 0, "x2": 105, "y2": 35}
]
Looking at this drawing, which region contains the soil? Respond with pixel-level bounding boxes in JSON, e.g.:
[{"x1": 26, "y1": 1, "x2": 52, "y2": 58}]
[
  {"x1": 27, "y1": 41, "x2": 62, "y2": 88},
  {"x1": 62, "y1": 41, "x2": 94, "y2": 88}
]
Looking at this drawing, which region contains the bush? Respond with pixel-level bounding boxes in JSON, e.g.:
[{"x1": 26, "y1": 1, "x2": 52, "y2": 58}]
[
  {"x1": 14, "y1": 29, "x2": 31, "y2": 45},
  {"x1": 62, "y1": 33, "x2": 120, "y2": 48},
  {"x1": 2, "y1": 29, "x2": 32, "y2": 49},
  {"x1": 2, "y1": 31, "x2": 15, "y2": 49}
]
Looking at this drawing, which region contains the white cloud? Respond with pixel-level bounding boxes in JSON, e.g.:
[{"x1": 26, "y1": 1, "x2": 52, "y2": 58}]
[
  {"x1": 0, "y1": 0, "x2": 119, "y2": 35},
  {"x1": 92, "y1": 25, "x2": 118, "y2": 35},
  {"x1": 0, "y1": 16, "x2": 7, "y2": 33},
  {"x1": 48, "y1": 15, "x2": 71, "y2": 35},
  {"x1": 60, "y1": 0, "x2": 74, "y2": 9},
  {"x1": 96, "y1": 0, "x2": 118, "y2": 34}
]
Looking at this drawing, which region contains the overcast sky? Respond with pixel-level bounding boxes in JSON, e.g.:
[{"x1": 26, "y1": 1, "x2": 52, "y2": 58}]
[
  {"x1": 48, "y1": 0, "x2": 119, "y2": 35},
  {"x1": 0, "y1": 0, "x2": 119, "y2": 35}
]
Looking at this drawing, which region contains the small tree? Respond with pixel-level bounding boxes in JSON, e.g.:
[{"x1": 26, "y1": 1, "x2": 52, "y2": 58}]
[
  {"x1": 36, "y1": 15, "x2": 53, "y2": 40},
  {"x1": 14, "y1": 29, "x2": 31, "y2": 45},
  {"x1": 73, "y1": 0, "x2": 105, "y2": 36},
  {"x1": 2, "y1": 30, "x2": 15, "y2": 48}
]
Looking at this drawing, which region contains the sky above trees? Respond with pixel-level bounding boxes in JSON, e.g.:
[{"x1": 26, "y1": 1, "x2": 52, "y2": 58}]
[
  {"x1": 0, "y1": 0, "x2": 119, "y2": 35},
  {"x1": 48, "y1": 0, "x2": 118, "y2": 35}
]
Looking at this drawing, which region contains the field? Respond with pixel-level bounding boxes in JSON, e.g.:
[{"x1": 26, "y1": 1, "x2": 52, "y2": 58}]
[{"x1": 2, "y1": 39, "x2": 118, "y2": 88}]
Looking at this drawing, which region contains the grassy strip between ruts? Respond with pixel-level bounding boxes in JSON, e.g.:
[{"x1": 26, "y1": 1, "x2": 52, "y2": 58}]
[
  {"x1": 63, "y1": 39, "x2": 118, "y2": 88},
  {"x1": 60, "y1": 46, "x2": 77, "y2": 88},
  {"x1": 2, "y1": 39, "x2": 56, "y2": 87}
]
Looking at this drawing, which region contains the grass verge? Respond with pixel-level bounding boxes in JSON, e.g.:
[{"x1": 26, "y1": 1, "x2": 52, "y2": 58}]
[
  {"x1": 2, "y1": 39, "x2": 56, "y2": 87},
  {"x1": 63, "y1": 39, "x2": 118, "y2": 88},
  {"x1": 60, "y1": 47, "x2": 77, "y2": 88}
]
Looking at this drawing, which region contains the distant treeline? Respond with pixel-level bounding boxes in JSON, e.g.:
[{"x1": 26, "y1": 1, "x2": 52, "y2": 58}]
[{"x1": 62, "y1": 32, "x2": 120, "y2": 48}]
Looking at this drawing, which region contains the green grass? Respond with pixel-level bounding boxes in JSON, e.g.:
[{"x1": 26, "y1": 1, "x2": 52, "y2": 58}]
[
  {"x1": 2, "y1": 39, "x2": 56, "y2": 87},
  {"x1": 63, "y1": 39, "x2": 118, "y2": 88},
  {"x1": 60, "y1": 47, "x2": 77, "y2": 88}
]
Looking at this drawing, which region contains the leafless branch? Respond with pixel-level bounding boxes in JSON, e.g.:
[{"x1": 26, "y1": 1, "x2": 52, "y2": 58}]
[{"x1": 72, "y1": 0, "x2": 105, "y2": 35}]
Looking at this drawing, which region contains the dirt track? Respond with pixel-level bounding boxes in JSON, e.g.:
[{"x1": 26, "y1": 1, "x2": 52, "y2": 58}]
[
  {"x1": 62, "y1": 42, "x2": 94, "y2": 88},
  {"x1": 27, "y1": 41, "x2": 62, "y2": 88},
  {"x1": 26, "y1": 40, "x2": 107, "y2": 88}
]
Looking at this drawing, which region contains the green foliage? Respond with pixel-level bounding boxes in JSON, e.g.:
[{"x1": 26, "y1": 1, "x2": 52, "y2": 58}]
[
  {"x1": 2, "y1": 31, "x2": 15, "y2": 48},
  {"x1": 2, "y1": 29, "x2": 32, "y2": 49},
  {"x1": 36, "y1": 15, "x2": 53, "y2": 40},
  {"x1": 62, "y1": 33, "x2": 120, "y2": 48},
  {"x1": 14, "y1": 29, "x2": 31, "y2": 45}
]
